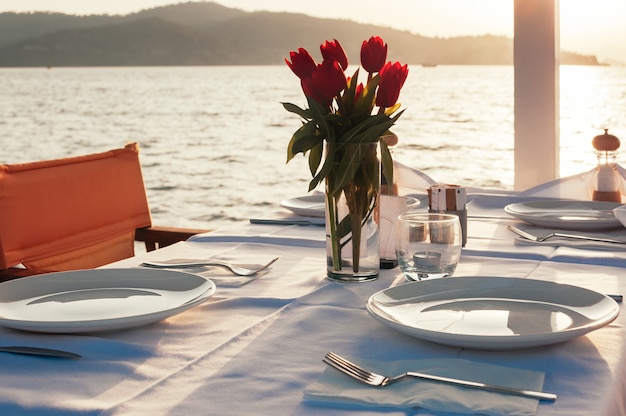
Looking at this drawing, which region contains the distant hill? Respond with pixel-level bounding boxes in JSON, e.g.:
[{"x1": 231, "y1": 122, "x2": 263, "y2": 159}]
[{"x1": 0, "y1": 1, "x2": 603, "y2": 67}]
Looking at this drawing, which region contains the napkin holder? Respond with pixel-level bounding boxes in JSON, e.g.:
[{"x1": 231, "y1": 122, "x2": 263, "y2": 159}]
[{"x1": 428, "y1": 185, "x2": 467, "y2": 247}]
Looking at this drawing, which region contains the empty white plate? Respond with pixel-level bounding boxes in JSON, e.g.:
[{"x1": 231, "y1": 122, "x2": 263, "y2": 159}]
[
  {"x1": 0, "y1": 268, "x2": 215, "y2": 333},
  {"x1": 504, "y1": 200, "x2": 622, "y2": 230},
  {"x1": 366, "y1": 276, "x2": 619, "y2": 350},
  {"x1": 280, "y1": 194, "x2": 325, "y2": 218}
]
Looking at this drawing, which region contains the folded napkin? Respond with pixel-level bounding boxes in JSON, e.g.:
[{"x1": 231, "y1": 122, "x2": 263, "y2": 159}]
[
  {"x1": 304, "y1": 357, "x2": 545, "y2": 415},
  {"x1": 614, "y1": 205, "x2": 626, "y2": 228}
]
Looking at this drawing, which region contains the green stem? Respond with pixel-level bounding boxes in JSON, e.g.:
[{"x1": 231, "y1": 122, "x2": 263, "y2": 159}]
[
  {"x1": 351, "y1": 209, "x2": 362, "y2": 272},
  {"x1": 326, "y1": 185, "x2": 341, "y2": 271}
]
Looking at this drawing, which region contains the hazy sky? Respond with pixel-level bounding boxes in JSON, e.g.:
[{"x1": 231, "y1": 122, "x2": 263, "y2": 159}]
[{"x1": 1, "y1": 0, "x2": 624, "y2": 62}]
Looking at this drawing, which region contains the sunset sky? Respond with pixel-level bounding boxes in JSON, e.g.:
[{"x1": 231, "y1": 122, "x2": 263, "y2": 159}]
[{"x1": 1, "y1": 0, "x2": 624, "y2": 63}]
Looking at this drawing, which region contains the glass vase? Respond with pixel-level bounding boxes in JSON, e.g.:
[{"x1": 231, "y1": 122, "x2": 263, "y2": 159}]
[{"x1": 325, "y1": 143, "x2": 380, "y2": 282}]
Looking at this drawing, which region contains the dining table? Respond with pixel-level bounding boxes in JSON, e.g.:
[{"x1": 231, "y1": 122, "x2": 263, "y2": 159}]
[{"x1": 2, "y1": 181, "x2": 626, "y2": 415}]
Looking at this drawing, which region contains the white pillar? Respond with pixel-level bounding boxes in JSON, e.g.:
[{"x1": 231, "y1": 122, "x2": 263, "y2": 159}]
[{"x1": 514, "y1": 0, "x2": 560, "y2": 190}]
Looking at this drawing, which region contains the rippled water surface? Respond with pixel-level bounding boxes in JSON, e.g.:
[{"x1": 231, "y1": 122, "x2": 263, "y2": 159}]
[{"x1": 1, "y1": 65, "x2": 625, "y2": 229}]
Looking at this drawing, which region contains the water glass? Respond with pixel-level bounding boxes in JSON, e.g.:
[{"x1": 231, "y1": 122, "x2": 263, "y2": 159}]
[{"x1": 394, "y1": 213, "x2": 462, "y2": 281}]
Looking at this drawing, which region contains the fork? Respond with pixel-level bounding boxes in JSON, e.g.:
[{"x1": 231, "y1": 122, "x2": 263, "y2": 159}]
[
  {"x1": 141, "y1": 257, "x2": 279, "y2": 276},
  {"x1": 323, "y1": 351, "x2": 557, "y2": 401},
  {"x1": 507, "y1": 225, "x2": 626, "y2": 244}
]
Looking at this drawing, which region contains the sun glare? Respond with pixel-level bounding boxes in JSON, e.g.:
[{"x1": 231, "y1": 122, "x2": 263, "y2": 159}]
[{"x1": 559, "y1": 65, "x2": 626, "y2": 177}]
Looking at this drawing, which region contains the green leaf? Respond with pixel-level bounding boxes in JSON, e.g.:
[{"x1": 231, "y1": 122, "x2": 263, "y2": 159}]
[
  {"x1": 335, "y1": 214, "x2": 352, "y2": 239},
  {"x1": 282, "y1": 102, "x2": 311, "y2": 119},
  {"x1": 332, "y1": 143, "x2": 377, "y2": 191},
  {"x1": 340, "y1": 68, "x2": 360, "y2": 117},
  {"x1": 337, "y1": 115, "x2": 393, "y2": 146},
  {"x1": 308, "y1": 142, "x2": 322, "y2": 177},
  {"x1": 286, "y1": 121, "x2": 319, "y2": 162},
  {"x1": 310, "y1": 141, "x2": 336, "y2": 192},
  {"x1": 308, "y1": 97, "x2": 335, "y2": 144},
  {"x1": 333, "y1": 154, "x2": 362, "y2": 191}
]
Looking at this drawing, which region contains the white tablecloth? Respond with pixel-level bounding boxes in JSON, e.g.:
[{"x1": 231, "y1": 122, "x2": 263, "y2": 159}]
[{"x1": 1, "y1": 192, "x2": 626, "y2": 415}]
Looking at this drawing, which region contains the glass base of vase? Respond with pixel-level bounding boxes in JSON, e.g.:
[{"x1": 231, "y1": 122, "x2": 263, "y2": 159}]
[{"x1": 327, "y1": 269, "x2": 378, "y2": 283}]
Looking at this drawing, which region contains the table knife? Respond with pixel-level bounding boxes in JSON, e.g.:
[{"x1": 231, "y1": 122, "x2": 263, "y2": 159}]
[
  {"x1": 0, "y1": 346, "x2": 82, "y2": 359},
  {"x1": 249, "y1": 218, "x2": 324, "y2": 226}
]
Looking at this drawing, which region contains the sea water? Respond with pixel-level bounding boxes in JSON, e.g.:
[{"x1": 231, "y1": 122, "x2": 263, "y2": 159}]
[{"x1": 1, "y1": 65, "x2": 625, "y2": 229}]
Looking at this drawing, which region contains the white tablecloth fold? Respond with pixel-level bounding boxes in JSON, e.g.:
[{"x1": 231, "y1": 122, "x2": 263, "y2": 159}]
[{"x1": 304, "y1": 357, "x2": 545, "y2": 416}]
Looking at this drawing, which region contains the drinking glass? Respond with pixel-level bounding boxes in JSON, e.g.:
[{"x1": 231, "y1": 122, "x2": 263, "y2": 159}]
[{"x1": 394, "y1": 213, "x2": 462, "y2": 281}]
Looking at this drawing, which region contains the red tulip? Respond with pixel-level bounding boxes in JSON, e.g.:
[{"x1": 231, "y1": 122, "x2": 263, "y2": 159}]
[
  {"x1": 354, "y1": 82, "x2": 364, "y2": 102},
  {"x1": 320, "y1": 39, "x2": 348, "y2": 70},
  {"x1": 285, "y1": 48, "x2": 316, "y2": 79},
  {"x1": 301, "y1": 59, "x2": 347, "y2": 107},
  {"x1": 376, "y1": 61, "x2": 409, "y2": 108},
  {"x1": 360, "y1": 36, "x2": 387, "y2": 73}
]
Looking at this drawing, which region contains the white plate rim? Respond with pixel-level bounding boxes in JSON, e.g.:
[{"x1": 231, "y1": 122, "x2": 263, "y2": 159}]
[
  {"x1": 366, "y1": 276, "x2": 619, "y2": 350},
  {"x1": 504, "y1": 199, "x2": 622, "y2": 230},
  {"x1": 280, "y1": 194, "x2": 325, "y2": 218},
  {"x1": 0, "y1": 268, "x2": 216, "y2": 333}
]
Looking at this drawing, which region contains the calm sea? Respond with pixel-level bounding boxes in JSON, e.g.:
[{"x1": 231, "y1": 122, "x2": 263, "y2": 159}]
[{"x1": 1, "y1": 65, "x2": 625, "y2": 229}]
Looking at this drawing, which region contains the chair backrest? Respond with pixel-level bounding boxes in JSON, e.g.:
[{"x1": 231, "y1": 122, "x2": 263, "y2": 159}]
[{"x1": 0, "y1": 143, "x2": 152, "y2": 271}]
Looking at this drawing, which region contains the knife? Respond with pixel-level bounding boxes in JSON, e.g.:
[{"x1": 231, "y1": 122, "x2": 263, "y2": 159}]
[
  {"x1": 0, "y1": 346, "x2": 82, "y2": 359},
  {"x1": 249, "y1": 218, "x2": 324, "y2": 226}
]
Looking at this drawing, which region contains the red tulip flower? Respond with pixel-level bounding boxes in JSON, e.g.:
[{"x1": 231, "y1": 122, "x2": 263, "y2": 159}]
[
  {"x1": 301, "y1": 59, "x2": 347, "y2": 107},
  {"x1": 376, "y1": 61, "x2": 409, "y2": 108},
  {"x1": 285, "y1": 48, "x2": 316, "y2": 79},
  {"x1": 360, "y1": 36, "x2": 387, "y2": 73},
  {"x1": 320, "y1": 39, "x2": 348, "y2": 70}
]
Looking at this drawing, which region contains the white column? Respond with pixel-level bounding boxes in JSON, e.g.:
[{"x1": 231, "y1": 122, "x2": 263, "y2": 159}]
[{"x1": 513, "y1": 0, "x2": 560, "y2": 190}]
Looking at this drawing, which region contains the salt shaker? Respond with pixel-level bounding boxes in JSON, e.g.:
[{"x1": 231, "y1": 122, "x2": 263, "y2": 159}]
[{"x1": 592, "y1": 129, "x2": 621, "y2": 203}]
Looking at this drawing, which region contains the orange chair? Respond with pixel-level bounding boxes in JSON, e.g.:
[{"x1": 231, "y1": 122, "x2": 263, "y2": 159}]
[{"x1": 0, "y1": 143, "x2": 208, "y2": 280}]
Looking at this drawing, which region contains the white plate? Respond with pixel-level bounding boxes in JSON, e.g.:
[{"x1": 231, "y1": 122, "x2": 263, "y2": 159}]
[
  {"x1": 504, "y1": 200, "x2": 623, "y2": 230},
  {"x1": 280, "y1": 194, "x2": 325, "y2": 217},
  {"x1": 280, "y1": 194, "x2": 422, "y2": 219},
  {"x1": 366, "y1": 276, "x2": 619, "y2": 350},
  {"x1": 0, "y1": 268, "x2": 216, "y2": 333}
]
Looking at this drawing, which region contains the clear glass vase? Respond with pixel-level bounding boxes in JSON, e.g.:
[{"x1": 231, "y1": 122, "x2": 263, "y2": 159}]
[{"x1": 325, "y1": 144, "x2": 380, "y2": 282}]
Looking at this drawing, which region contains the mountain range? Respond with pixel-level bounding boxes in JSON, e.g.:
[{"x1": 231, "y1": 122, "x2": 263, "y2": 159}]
[{"x1": 0, "y1": 1, "x2": 603, "y2": 67}]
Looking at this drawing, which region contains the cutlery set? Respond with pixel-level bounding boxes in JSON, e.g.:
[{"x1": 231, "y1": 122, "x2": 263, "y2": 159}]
[
  {"x1": 0, "y1": 258, "x2": 280, "y2": 361},
  {"x1": 315, "y1": 203, "x2": 622, "y2": 403}
]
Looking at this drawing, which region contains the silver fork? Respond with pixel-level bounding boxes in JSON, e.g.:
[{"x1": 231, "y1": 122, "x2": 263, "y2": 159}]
[
  {"x1": 141, "y1": 257, "x2": 279, "y2": 276},
  {"x1": 323, "y1": 351, "x2": 556, "y2": 401},
  {"x1": 507, "y1": 225, "x2": 626, "y2": 244}
]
